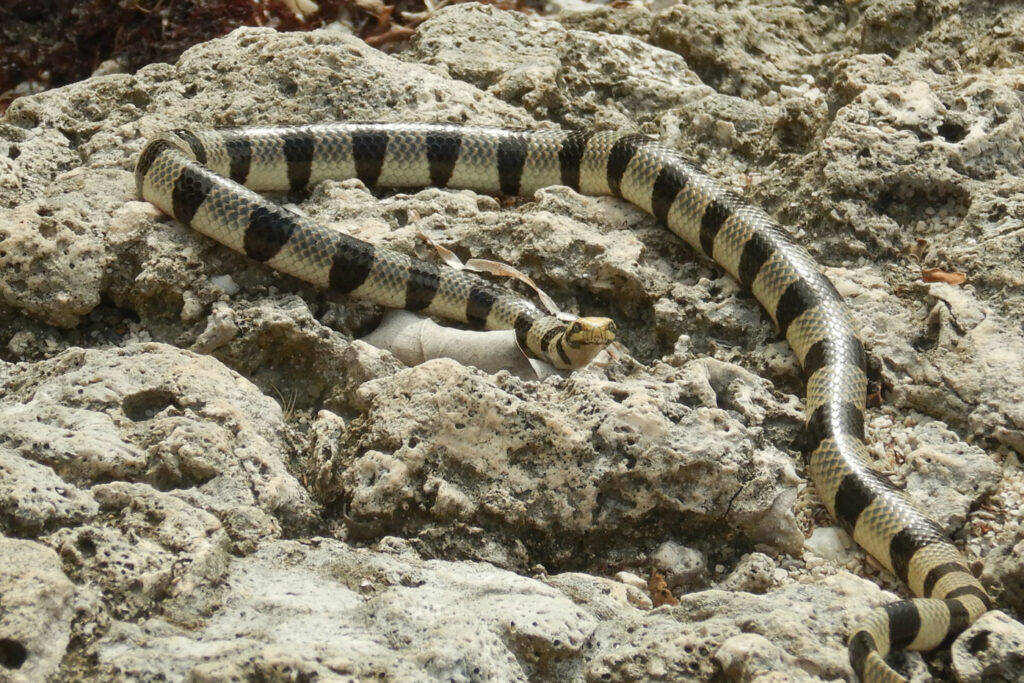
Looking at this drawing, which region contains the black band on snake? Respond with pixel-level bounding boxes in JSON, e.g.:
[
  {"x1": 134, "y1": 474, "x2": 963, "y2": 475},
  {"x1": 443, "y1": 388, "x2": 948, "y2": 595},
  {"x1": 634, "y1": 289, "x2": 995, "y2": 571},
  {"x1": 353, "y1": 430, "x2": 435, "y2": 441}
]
[{"x1": 135, "y1": 123, "x2": 991, "y2": 682}]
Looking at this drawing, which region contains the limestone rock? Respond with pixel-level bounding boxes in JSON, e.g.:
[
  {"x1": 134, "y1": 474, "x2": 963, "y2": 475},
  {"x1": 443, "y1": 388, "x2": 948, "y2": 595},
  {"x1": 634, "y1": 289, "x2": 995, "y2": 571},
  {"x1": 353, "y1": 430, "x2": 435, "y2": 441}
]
[
  {"x1": 0, "y1": 2, "x2": 1020, "y2": 681},
  {"x1": 951, "y1": 611, "x2": 1024, "y2": 683},
  {"x1": 0, "y1": 538, "x2": 74, "y2": 682}
]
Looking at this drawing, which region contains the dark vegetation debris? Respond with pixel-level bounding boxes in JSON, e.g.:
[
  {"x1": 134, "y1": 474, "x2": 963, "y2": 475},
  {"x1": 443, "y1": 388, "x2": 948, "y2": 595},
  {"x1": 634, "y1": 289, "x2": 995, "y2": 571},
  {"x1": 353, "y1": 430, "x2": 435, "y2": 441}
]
[{"x1": 0, "y1": 0, "x2": 537, "y2": 113}]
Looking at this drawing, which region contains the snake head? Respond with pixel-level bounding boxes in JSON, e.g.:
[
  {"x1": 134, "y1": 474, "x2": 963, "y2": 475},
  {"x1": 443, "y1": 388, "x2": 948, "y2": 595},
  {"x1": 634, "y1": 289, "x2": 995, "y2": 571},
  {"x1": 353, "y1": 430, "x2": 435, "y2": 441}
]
[
  {"x1": 564, "y1": 317, "x2": 616, "y2": 347},
  {"x1": 551, "y1": 316, "x2": 616, "y2": 369}
]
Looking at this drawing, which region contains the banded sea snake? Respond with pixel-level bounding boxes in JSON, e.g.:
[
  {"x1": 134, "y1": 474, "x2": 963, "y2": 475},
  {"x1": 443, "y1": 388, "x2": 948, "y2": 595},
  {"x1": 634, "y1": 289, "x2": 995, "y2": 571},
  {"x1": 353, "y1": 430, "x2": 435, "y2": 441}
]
[{"x1": 135, "y1": 123, "x2": 991, "y2": 682}]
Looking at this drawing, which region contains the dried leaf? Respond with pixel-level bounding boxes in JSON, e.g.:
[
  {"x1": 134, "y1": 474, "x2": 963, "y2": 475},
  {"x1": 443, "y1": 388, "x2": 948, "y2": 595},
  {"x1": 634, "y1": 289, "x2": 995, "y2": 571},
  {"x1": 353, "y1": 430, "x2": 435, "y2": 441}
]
[
  {"x1": 465, "y1": 258, "x2": 562, "y2": 316},
  {"x1": 414, "y1": 235, "x2": 589, "y2": 323},
  {"x1": 921, "y1": 267, "x2": 967, "y2": 285},
  {"x1": 364, "y1": 26, "x2": 416, "y2": 47},
  {"x1": 648, "y1": 569, "x2": 679, "y2": 607},
  {"x1": 417, "y1": 232, "x2": 466, "y2": 271}
]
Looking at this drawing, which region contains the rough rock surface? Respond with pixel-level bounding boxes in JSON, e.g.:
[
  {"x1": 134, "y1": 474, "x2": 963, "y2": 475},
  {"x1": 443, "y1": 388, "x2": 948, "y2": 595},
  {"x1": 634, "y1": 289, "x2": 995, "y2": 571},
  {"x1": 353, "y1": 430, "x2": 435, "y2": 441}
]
[
  {"x1": 950, "y1": 610, "x2": 1024, "y2": 683},
  {"x1": 0, "y1": 1, "x2": 1022, "y2": 681},
  {"x1": 0, "y1": 539, "x2": 73, "y2": 682}
]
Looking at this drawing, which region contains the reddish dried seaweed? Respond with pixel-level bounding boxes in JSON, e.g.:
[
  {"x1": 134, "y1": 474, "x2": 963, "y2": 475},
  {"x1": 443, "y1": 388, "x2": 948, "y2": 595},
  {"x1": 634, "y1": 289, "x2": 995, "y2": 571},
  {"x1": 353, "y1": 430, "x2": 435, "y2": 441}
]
[
  {"x1": 0, "y1": 0, "x2": 542, "y2": 112},
  {"x1": 0, "y1": 0, "x2": 350, "y2": 110}
]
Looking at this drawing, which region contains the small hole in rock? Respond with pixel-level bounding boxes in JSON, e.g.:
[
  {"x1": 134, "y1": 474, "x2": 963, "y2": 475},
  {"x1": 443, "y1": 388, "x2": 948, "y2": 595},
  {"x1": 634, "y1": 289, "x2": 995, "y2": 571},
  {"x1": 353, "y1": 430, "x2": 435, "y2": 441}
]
[
  {"x1": 0, "y1": 639, "x2": 28, "y2": 669},
  {"x1": 122, "y1": 388, "x2": 179, "y2": 421},
  {"x1": 77, "y1": 536, "x2": 97, "y2": 557},
  {"x1": 937, "y1": 121, "x2": 967, "y2": 143},
  {"x1": 967, "y1": 630, "x2": 989, "y2": 654}
]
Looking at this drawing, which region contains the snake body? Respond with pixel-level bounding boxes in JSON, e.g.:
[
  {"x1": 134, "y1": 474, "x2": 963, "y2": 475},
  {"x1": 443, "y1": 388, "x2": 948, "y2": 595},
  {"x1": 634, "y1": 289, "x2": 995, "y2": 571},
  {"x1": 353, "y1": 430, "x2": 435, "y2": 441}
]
[{"x1": 135, "y1": 123, "x2": 990, "y2": 681}]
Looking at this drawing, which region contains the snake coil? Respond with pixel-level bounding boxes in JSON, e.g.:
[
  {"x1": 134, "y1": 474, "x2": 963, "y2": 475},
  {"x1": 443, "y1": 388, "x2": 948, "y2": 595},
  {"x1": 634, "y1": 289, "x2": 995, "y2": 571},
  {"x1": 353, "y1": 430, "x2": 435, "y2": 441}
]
[{"x1": 136, "y1": 123, "x2": 991, "y2": 681}]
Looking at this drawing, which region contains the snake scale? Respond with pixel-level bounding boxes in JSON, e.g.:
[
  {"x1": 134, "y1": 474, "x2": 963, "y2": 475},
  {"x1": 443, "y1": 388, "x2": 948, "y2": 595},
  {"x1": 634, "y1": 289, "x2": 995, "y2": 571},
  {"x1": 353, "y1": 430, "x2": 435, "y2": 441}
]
[{"x1": 135, "y1": 123, "x2": 991, "y2": 682}]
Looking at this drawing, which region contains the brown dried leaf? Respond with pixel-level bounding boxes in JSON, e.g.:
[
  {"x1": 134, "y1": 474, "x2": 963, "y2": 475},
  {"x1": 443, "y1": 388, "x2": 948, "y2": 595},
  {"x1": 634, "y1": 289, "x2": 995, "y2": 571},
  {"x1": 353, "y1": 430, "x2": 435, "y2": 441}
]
[
  {"x1": 465, "y1": 258, "x2": 562, "y2": 316},
  {"x1": 921, "y1": 267, "x2": 967, "y2": 285},
  {"x1": 417, "y1": 232, "x2": 465, "y2": 271},
  {"x1": 364, "y1": 25, "x2": 416, "y2": 47},
  {"x1": 648, "y1": 569, "x2": 678, "y2": 607}
]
